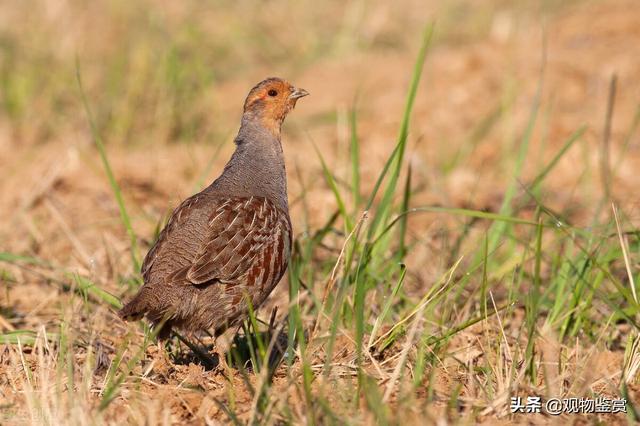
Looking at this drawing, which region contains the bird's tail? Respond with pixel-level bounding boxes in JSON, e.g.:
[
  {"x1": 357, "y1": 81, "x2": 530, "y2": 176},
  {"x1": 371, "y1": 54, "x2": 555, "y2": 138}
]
[
  {"x1": 118, "y1": 291, "x2": 148, "y2": 321},
  {"x1": 118, "y1": 288, "x2": 175, "y2": 340}
]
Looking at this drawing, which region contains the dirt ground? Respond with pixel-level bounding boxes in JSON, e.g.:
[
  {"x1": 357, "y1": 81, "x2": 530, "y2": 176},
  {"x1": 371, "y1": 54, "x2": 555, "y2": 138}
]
[{"x1": 1, "y1": 0, "x2": 640, "y2": 424}]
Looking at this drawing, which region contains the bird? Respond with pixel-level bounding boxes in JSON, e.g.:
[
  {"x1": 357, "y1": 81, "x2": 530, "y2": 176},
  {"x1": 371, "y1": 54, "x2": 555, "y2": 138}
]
[{"x1": 118, "y1": 77, "x2": 308, "y2": 366}]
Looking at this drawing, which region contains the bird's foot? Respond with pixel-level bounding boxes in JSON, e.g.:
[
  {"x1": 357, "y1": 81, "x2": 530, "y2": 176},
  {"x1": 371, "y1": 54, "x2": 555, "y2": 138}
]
[
  {"x1": 144, "y1": 339, "x2": 173, "y2": 377},
  {"x1": 213, "y1": 328, "x2": 235, "y2": 377}
]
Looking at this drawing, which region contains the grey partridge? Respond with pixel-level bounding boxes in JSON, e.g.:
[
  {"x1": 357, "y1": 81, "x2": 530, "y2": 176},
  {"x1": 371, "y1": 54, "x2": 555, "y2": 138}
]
[{"x1": 119, "y1": 78, "x2": 308, "y2": 351}]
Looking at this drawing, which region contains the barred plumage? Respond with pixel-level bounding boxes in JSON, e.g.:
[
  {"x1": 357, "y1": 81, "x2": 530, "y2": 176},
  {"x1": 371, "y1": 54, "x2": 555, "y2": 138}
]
[{"x1": 119, "y1": 194, "x2": 291, "y2": 337}]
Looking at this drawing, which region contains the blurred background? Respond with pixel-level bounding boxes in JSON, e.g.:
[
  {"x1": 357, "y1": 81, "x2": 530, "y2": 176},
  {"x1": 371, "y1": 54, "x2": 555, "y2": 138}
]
[
  {"x1": 2, "y1": 0, "x2": 639, "y2": 278},
  {"x1": 2, "y1": 0, "x2": 640, "y2": 331},
  {"x1": 1, "y1": 0, "x2": 640, "y2": 421},
  {"x1": 2, "y1": 0, "x2": 639, "y2": 238}
]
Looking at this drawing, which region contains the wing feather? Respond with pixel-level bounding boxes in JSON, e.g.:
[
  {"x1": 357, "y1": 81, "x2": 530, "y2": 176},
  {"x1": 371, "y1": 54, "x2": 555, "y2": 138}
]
[
  {"x1": 141, "y1": 194, "x2": 289, "y2": 289},
  {"x1": 186, "y1": 197, "x2": 286, "y2": 285}
]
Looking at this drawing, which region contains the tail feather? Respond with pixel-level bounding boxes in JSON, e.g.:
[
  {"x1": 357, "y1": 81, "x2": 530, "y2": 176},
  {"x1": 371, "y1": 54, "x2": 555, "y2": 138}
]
[
  {"x1": 118, "y1": 289, "x2": 175, "y2": 340},
  {"x1": 118, "y1": 293, "x2": 148, "y2": 321},
  {"x1": 118, "y1": 287, "x2": 175, "y2": 340}
]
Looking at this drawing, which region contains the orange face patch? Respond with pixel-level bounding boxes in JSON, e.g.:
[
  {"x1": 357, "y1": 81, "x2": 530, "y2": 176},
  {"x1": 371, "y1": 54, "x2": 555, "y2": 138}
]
[{"x1": 242, "y1": 78, "x2": 301, "y2": 136}]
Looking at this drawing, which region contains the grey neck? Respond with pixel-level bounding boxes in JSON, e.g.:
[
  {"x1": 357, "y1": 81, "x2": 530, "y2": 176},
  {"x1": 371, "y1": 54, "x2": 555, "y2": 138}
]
[{"x1": 206, "y1": 117, "x2": 289, "y2": 213}]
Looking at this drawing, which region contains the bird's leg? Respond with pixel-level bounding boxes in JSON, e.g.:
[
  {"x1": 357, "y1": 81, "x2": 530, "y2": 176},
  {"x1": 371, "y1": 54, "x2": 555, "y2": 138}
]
[
  {"x1": 158, "y1": 338, "x2": 172, "y2": 366},
  {"x1": 214, "y1": 327, "x2": 237, "y2": 374},
  {"x1": 151, "y1": 321, "x2": 173, "y2": 368},
  {"x1": 145, "y1": 337, "x2": 172, "y2": 377}
]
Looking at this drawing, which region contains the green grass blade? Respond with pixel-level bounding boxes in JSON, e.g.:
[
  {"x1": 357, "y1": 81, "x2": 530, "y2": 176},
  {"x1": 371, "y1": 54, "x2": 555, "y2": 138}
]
[
  {"x1": 0, "y1": 252, "x2": 48, "y2": 266},
  {"x1": 349, "y1": 105, "x2": 361, "y2": 208},
  {"x1": 373, "y1": 206, "x2": 539, "y2": 248},
  {"x1": 367, "y1": 23, "x2": 434, "y2": 239},
  {"x1": 525, "y1": 217, "x2": 543, "y2": 380},
  {"x1": 483, "y1": 55, "x2": 545, "y2": 256},
  {"x1": 397, "y1": 163, "x2": 412, "y2": 259},
  {"x1": 73, "y1": 274, "x2": 123, "y2": 309},
  {"x1": 529, "y1": 125, "x2": 586, "y2": 190},
  {"x1": 313, "y1": 140, "x2": 353, "y2": 231},
  {"x1": 367, "y1": 264, "x2": 406, "y2": 348},
  {"x1": 0, "y1": 330, "x2": 59, "y2": 345},
  {"x1": 353, "y1": 247, "x2": 367, "y2": 367}
]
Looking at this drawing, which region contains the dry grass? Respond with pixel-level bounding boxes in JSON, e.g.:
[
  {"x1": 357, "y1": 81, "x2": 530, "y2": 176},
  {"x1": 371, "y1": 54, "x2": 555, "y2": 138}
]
[{"x1": 2, "y1": 0, "x2": 640, "y2": 424}]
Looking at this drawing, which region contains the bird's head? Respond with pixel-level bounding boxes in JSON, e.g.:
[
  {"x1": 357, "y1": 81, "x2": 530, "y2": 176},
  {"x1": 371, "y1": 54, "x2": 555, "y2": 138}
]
[{"x1": 242, "y1": 77, "x2": 308, "y2": 136}]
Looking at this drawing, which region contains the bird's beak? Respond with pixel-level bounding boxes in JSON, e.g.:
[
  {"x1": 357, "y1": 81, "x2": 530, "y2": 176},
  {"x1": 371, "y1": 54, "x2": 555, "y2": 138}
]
[{"x1": 289, "y1": 88, "x2": 309, "y2": 99}]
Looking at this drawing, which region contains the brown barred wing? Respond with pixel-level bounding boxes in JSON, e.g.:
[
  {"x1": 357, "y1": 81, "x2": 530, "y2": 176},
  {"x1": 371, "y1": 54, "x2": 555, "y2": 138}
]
[
  {"x1": 140, "y1": 193, "x2": 212, "y2": 285},
  {"x1": 186, "y1": 196, "x2": 291, "y2": 289}
]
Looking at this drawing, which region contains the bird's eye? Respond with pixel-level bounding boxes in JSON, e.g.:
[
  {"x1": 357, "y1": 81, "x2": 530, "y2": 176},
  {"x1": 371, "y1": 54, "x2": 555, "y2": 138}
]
[{"x1": 268, "y1": 89, "x2": 278, "y2": 97}]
